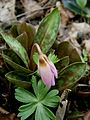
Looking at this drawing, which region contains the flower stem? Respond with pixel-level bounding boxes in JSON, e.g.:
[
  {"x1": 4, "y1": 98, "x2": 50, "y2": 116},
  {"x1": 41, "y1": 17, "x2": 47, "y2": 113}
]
[{"x1": 30, "y1": 43, "x2": 42, "y2": 71}]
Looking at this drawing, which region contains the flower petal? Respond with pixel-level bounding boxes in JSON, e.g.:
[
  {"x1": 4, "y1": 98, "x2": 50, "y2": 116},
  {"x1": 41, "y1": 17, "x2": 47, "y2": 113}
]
[
  {"x1": 38, "y1": 62, "x2": 54, "y2": 87},
  {"x1": 51, "y1": 74, "x2": 55, "y2": 86},
  {"x1": 49, "y1": 61, "x2": 58, "y2": 78}
]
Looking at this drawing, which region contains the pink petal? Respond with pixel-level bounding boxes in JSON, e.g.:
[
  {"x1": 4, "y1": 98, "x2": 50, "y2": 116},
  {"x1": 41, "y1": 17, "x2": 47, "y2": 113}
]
[
  {"x1": 49, "y1": 61, "x2": 58, "y2": 78},
  {"x1": 38, "y1": 62, "x2": 54, "y2": 87},
  {"x1": 51, "y1": 75, "x2": 55, "y2": 86}
]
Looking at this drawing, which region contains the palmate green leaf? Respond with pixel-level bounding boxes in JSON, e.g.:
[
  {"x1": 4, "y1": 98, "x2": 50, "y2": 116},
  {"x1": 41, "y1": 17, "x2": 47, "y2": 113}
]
[
  {"x1": 15, "y1": 87, "x2": 37, "y2": 103},
  {"x1": 37, "y1": 80, "x2": 50, "y2": 100},
  {"x1": 48, "y1": 53, "x2": 60, "y2": 63},
  {"x1": 44, "y1": 106, "x2": 56, "y2": 120},
  {"x1": 35, "y1": 103, "x2": 56, "y2": 120},
  {"x1": 15, "y1": 79, "x2": 59, "y2": 120},
  {"x1": 0, "y1": 30, "x2": 29, "y2": 68},
  {"x1": 32, "y1": 77, "x2": 50, "y2": 99},
  {"x1": 58, "y1": 62, "x2": 86, "y2": 91},
  {"x1": 5, "y1": 71, "x2": 31, "y2": 88},
  {"x1": 19, "y1": 103, "x2": 35, "y2": 112},
  {"x1": 34, "y1": 8, "x2": 60, "y2": 53},
  {"x1": 31, "y1": 75, "x2": 38, "y2": 96},
  {"x1": 42, "y1": 90, "x2": 60, "y2": 107},
  {"x1": 18, "y1": 103, "x2": 37, "y2": 120}
]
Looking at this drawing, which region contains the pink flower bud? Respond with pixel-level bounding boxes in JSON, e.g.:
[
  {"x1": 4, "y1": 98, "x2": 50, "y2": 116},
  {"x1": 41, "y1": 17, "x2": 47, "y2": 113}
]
[{"x1": 37, "y1": 54, "x2": 58, "y2": 87}]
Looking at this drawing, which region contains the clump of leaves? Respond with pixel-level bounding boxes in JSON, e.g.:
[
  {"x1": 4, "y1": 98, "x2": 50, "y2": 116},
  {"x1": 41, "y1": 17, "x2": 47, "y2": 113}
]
[
  {"x1": 0, "y1": 8, "x2": 60, "y2": 88},
  {"x1": 15, "y1": 76, "x2": 60, "y2": 120}
]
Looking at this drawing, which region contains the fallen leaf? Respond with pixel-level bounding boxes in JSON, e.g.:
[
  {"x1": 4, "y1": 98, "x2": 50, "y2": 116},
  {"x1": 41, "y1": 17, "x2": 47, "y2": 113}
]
[
  {"x1": 56, "y1": 89, "x2": 71, "y2": 120},
  {"x1": 21, "y1": 0, "x2": 44, "y2": 19},
  {"x1": 0, "y1": 0, "x2": 16, "y2": 27},
  {"x1": 71, "y1": 22, "x2": 90, "y2": 34},
  {"x1": 56, "y1": 1, "x2": 74, "y2": 26},
  {"x1": 84, "y1": 111, "x2": 90, "y2": 120}
]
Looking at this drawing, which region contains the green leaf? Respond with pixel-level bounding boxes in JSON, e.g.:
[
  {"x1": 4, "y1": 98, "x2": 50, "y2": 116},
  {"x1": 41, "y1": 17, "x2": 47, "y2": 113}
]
[
  {"x1": 17, "y1": 22, "x2": 35, "y2": 50},
  {"x1": 15, "y1": 80, "x2": 59, "y2": 120},
  {"x1": 43, "y1": 106, "x2": 56, "y2": 120},
  {"x1": 33, "y1": 52, "x2": 38, "y2": 64},
  {"x1": 56, "y1": 41, "x2": 82, "y2": 63},
  {"x1": 2, "y1": 53, "x2": 31, "y2": 74},
  {"x1": 56, "y1": 56, "x2": 69, "y2": 70},
  {"x1": 18, "y1": 103, "x2": 37, "y2": 120},
  {"x1": 58, "y1": 62, "x2": 86, "y2": 91},
  {"x1": 3, "y1": 49, "x2": 24, "y2": 65},
  {"x1": 31, "y1": 75, "x2": 38, "y2": 96},
  {"x1": 0, "y1": 30, "x2": 29, "y2": 68},
  {"x1": 62, "y1": 0, "x2": 90, "y2": 17},
  {"x1": 19, "y1": 103, "x2": 35, "y2": 111},
  {"x1": 34, "y1": 8, "x2": 60, "y2": 53},
  {"x1": 76, "y1": 0, "x2": 87, "y2": 8},
  {"x1": 82, "y1": 48, "x2": 88, "y2": 62},
  {"x1": 15, "y1": 87, "x2": 37, "y2": 103},
  {"x1": 37, "y1": 80, "x2": 50, "y2": 100},
  {"x1": 42, "y1": 90, "x2": 60, "y2": 107},
  {"x1": 35, "y1": 103, "x2": 48, "y2": 120},
  {"x1": 48, "y1": 53, "x2": 60, "y2": 63},
  {"x1": 16, "y1": 32, "x2": 29, "y2": 52},
  {"x1": 10, "y1": 24, "x2": 19, "y2": 37},
  {"x1": 35, "y1": 103, "x2": 56, "y2": 120},
  {"x1": 5, "y1": 71, "x2": 31, "y2": 88}
]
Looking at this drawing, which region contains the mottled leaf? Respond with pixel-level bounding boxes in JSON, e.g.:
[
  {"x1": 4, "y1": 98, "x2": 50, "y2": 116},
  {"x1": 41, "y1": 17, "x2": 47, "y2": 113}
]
[
  {"x1": 17, "y1": 22, "x2": 35, "y2": 51},
  {"x1": 56, "y1": 41, "x2": 82, "y2": 63},
  {"x1": 56, "y1": 56, "x2": 69, "y2": 70},
  {"x1": 34, "y1": 8, "x2": 60, "y2": 53},
  {"x1": 2, "y1": 53, "x2": 31, "y2": 74},
  {"x1": 57, "y1": 62, "x2": 86, "y2": 91},
  {"x1": 5, "y1": 71, "x2": 31, "y2": 88},
  {"x1": 16, "y1": 32, "x2": 28, "y2": 51},
  {"x1": 3, "y1": 49, "x2": 23, "y2": 65},
  {"x1": 10, "y1": 24, "x2": 19, "y2": 37},
  {"x1": 0, "y1": 30, "x2": 29, "y2": 68}
]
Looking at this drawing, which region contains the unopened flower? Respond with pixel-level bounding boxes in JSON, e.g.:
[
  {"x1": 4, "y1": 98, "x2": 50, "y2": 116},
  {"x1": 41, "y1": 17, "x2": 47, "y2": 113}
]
[
  {"x1": 38, "y1": 54, "x2": 58, "y2": 87},
  {"x1": 31, "y1": 43, "x2": 58, "y2": 87}
]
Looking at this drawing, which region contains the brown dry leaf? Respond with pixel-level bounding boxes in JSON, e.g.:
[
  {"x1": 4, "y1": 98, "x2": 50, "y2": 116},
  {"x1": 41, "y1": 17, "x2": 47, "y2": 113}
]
[
  {"x1": 56, "y1": 1, "x2": 74, "y2": 26},
  {"x1": 82, "y1": 40, "x2": 90, "y2": 63},
  {"x1": 71, "y1": 23, "x2": 90, "y2": 34},
  {"x1": 56, "y1": 89, "x2": 71, "y2": 120},
  {"x1": 21, "y1": 0, "x2": 44, "y2": 19},
  {"x1": 0, "y1": 113, "x2": 18, "y2": 120},
  {"x1": 0, "y1": 0, "x2": 16, "y2": 27},
  {"x1": 0, "y1": 107, "x2": 18, "y2": 120},
  {"x1": 84, "y1": 111, "x2": 90, "y2": 120},
  {"x1": 37, "y1": 0, "x2": 48, "y2": 5}
]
